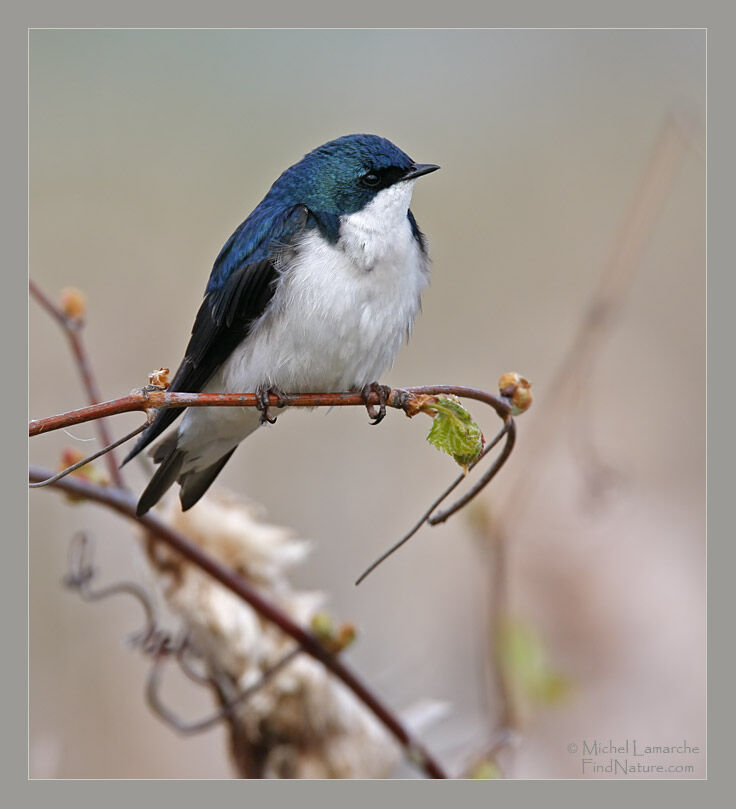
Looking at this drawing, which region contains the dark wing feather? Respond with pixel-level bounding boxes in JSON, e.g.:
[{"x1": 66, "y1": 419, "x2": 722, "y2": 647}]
[
  {"x1": 123, "y1": 259, "x2": 278, "y2": 464},
  {"x1": 183, "y1": 258, "x2": 277, "y2": 376},
  {"x1": 123, "y1": 204, "x2": 311, "y2": 466},
  {"x1": 407, "y1": 209, "x2": 428, "y2": 256}
]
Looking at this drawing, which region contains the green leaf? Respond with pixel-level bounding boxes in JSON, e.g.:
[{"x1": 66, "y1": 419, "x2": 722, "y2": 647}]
[
  {"x1": 497, "y1": 617, "x2": 571, "y2": 709},
  {"x1": 470, "y1": 760, "x2": 501, "y2": 779},
  {"x1": 425, "y1": 396, "x2": 484, "y2": 471}
]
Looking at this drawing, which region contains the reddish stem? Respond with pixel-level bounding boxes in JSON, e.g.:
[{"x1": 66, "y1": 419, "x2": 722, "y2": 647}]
[
  {"x1": 30, "y1": 386, "x2": 511, "y2": 437},
  {"x1": 30, "y1": 280, "x2": 125, "y2": 488},
  {"x1": 28, "y1": 465, "x2": 448, "y2": 780}
]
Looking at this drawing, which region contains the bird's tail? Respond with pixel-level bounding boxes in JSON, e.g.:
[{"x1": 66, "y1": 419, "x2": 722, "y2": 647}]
[
  {"x1": 135, "y1": 434, "x2": 237, "y2": 517},
  {"x1": 179, "y1": 447, "x2": 236, "y2": 511}
]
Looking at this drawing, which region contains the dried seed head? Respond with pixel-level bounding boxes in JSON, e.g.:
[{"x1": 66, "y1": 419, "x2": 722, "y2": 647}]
[{"x1": 155, "y1": 491, "x2": 400, "y2": 777}]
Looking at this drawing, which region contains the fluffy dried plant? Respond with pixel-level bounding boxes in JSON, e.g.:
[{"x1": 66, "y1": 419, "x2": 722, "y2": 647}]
[{"x1": 153, "y1": 489, "x2": 402, "y2": 778}]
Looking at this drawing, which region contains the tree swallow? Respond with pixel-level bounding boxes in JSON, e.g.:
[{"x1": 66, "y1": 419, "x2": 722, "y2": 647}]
[{"x1": 125, "y1": 134, "x2": 439, "y2": 516}]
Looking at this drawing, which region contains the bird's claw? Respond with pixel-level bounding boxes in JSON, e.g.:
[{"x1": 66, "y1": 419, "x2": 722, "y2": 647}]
[
  {"x1": 361, "y1": 382, "x2": 392, "y2": 426},
  {"x1": 256, "y1": 386, "x2": 285, "y2": 425}
]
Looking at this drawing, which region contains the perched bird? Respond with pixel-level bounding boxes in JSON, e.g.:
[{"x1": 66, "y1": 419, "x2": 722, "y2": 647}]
[{"x1": 124, "y1": 134, "x2": 439, "y2": 516}]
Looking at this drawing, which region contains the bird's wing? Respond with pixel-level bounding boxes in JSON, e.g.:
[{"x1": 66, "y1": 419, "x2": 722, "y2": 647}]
[
  {"x1": 407, "y1": 209, "x2": 428, "y2": 256},
  {"x1": 123, "y1": 203, "x2": 314, "y2": 464}
]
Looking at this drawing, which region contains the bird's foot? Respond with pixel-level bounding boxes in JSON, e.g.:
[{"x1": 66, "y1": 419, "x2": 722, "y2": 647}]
[
  {"x1": 256, "y1": 386, "x2": 286, "y2": 425},
  {"x1": 361, "y1": 382, "x2": 392, "y2": 426}
]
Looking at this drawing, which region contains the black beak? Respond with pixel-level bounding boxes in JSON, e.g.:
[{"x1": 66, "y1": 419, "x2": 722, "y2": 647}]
[{"x1": 403, "y1": 163, "x2": 440, "y2": 181}]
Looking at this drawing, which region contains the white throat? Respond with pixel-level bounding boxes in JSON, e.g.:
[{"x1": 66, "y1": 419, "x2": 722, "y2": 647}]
[{"x1": 338, "y1": 180, "x2": 416, "y2": 271}]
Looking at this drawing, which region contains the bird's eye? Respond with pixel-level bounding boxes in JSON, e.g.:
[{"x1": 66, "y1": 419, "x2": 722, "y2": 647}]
[{"x1": 361, "y1": 172, "x2": 381, "y2": 188}]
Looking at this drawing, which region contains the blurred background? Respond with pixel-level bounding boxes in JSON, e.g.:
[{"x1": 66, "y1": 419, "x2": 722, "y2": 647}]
[{"x1": 29, "y1": 29, "x2": 705, "y2": 778}]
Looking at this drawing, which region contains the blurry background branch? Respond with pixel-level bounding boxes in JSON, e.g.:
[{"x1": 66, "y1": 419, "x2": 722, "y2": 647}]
[
  {"x1": 30, "y1": 32, "x2": 705, "y2": 779},
  {"x1": 29, "y1": 280, "x2": 125, "y2": 488},
  {"x1": 30, "y1": 464, "x2": 448, "y2": 779},
  {"x1": 28, "y1": 269, "x2": 533, "y2": 777},
  {"x1": 27, "y1": 101, "x2": 701, "y2": 778},
  {"x1": 63, "y1": 532, "x2": 303, "y2": 741},
  {"x1": 462, "y1": 106, "x2": 702, "y2": 779},
  {"x1": 31, "y1": 277, "x2": 490, "y2": 778},
  {"x1": 506, "y1": 108, "x2": 699, "y2": 511}
]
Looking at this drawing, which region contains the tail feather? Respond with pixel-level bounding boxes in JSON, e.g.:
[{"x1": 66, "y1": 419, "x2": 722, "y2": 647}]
[
  {"x1": 151, "y1": 434, "x2": 177, "y2": 465},
  {"x1": 135, "y1": 434, "x2": 238, "y2": 517},
  {"x1": 136, "y1": 439, "x2": 184, "y2": 517},
  {"x1": 122, "y1": 406, "x2": 184, "y2": 468},
  {"x1": 179, "y1": 447, "x2": 237, "y2": 511}
]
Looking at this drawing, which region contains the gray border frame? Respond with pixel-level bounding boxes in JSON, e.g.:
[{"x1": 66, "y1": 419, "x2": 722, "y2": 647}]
[{"x1": 10, "y1": 0, "x2": 723, "y2": 805}]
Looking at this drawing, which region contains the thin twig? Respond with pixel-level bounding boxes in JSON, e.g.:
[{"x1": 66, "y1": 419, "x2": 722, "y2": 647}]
[
  {"x1": 64, "y1": 532, "x2": 160, "y2": 647},
  {"x1": 355, "y1": 421, "x2": 513, "y2": 585},
  {"x1": 147, "y1": 644, "x2": 301, "y2": 735},
  {"x1": 175, "y1": 642, "x2": 215, "y2": 687},
  {"x1": 29, "y1": 466, "x2": 448, "y2": 779},
  {"x1": 428, "y1": 419, "x2": 516, "y2": 526},
  {"x1": 65, "y1": 532, "x2": 289, "y2": 733},
  {"x1": 30, "y1": 423, "x2": 147, "y2": 488},
  {"x1": 30, "y1": 279, "x2": 126, "y2": 488}
]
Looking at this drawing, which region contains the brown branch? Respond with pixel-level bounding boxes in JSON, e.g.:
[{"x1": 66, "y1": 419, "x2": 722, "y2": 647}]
[
  {"x1": 29, "y1": 280, "x2": 126, "y2": 488},
  {"x1": 30, "y1": 386, "x2": 516, "y2": 547},
  {"x1": 29, "y1": 385, "x2": 512, "y2": 437},
  {"x1": 28, "y1": 465, "x2": 448, "y2": 779}
]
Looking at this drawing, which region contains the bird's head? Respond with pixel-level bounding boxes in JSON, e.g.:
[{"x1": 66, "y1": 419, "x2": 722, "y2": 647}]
[{"x1": 268, "y1": 134, "x2": 439, "y2": 216}]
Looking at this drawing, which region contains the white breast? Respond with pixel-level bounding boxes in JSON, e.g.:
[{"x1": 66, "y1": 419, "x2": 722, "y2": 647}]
[
  {"x1": 217, "y1": 180, "x2": 430, "y2": 394},
  {"x1": 176, "y1": 181, "x2": 430, "y2": 469}
]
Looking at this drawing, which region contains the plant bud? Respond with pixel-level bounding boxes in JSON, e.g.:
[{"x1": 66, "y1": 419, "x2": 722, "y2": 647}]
[
  {"x1": 498, "y1": 372, "x2": 532, "y2": 415},
  {"x1": 148, "y1": 368, "x2": 171, "y2": 389},
  {"x1": 60, "y1": 287, "x2": 87, "y2": 321}
]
